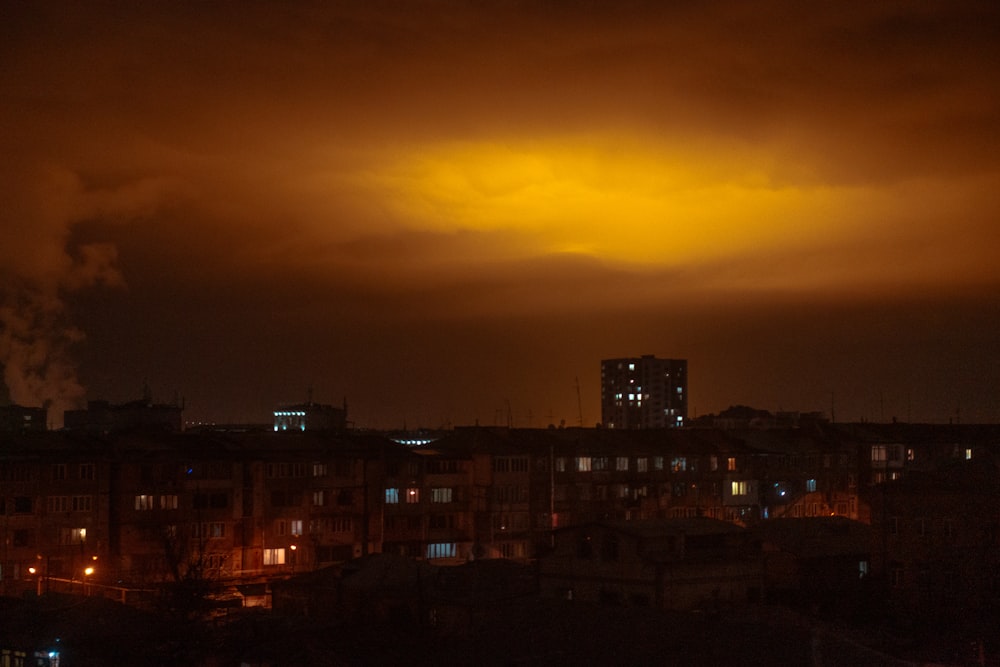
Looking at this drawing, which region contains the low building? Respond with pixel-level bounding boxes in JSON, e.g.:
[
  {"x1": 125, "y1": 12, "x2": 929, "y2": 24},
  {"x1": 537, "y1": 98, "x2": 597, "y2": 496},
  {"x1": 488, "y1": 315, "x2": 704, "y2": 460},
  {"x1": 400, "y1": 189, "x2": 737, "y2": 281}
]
[
  {"x1": 64, "y1": 399, "x2": 183, "y2": 433},
  {"x1": 538, "y1": 517, "x2": 762, "y2": 611},
  {"x1": 753, "y1": 517, "x2": 872, "y2": 614}
]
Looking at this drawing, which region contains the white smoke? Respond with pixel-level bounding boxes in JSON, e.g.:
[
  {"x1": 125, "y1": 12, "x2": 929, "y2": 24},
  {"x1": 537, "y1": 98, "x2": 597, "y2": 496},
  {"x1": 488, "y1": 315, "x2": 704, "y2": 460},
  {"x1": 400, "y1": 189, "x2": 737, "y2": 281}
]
[{"x1": 0, "y1": 163, "x2": 169, "y2": 428}]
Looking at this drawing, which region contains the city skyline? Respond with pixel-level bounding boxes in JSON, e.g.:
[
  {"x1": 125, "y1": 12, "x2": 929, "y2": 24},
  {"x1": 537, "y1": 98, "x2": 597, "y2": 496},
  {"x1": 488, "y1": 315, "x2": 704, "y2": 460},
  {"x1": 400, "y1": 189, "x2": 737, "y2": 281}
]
[{"x1": 2, "y1": 2, "x2": 999, "y2": 429}]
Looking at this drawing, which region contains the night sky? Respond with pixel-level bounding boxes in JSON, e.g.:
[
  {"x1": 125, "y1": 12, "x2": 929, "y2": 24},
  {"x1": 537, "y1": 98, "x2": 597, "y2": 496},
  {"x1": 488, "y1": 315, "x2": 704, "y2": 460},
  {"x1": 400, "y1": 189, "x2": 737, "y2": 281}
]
[{"x1": 2, "y1": 2, "x2": 999, "y2": 429}]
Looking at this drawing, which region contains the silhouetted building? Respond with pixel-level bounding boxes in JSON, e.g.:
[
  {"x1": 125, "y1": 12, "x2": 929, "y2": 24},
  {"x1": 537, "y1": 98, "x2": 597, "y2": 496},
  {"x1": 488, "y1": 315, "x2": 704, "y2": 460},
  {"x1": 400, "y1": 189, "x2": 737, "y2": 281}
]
[
  {"x1": 0, "y1": 404, "x2": 46, "y2": 432},
  {"x1": 538, "y1": 518, "x2": 761, "y2": 610},
  {"x1": 63, "y1": 399, "x2": 183, "y2": 433},
  {"x1": 754, "y1": 517, "x2": 872, "y2": 615},
  {"x1": 601, "y1": 355, "x2": 687, "y2": 428}
]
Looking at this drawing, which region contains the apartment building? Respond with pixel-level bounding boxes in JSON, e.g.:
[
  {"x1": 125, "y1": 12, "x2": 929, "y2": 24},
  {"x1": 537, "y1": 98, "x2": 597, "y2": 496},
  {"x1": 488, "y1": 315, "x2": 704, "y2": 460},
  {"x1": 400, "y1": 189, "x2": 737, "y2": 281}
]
[{"x1": 601, "y1": 355, "x2": 687, "y2": 429}]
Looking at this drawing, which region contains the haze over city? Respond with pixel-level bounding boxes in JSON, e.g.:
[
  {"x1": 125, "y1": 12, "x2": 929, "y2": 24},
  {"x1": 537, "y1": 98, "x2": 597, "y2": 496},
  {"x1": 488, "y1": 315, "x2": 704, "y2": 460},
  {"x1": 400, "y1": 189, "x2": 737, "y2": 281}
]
[{"x1": 2, "y1": 2, "x2": 999, "y2": 429}]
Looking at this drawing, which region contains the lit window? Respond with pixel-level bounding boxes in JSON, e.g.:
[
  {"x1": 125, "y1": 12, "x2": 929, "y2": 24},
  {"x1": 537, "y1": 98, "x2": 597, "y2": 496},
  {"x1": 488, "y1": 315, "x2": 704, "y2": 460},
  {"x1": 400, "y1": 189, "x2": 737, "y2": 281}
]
[
  {"x1": 555, "y1": 457, "x2": 566, "y2": 472},
  {"x1": 385, "y1": 488, "x2": 400, "y2": 504},
  {"x1": 406, "y1": 488, "x2": 420, "y2": 503},
  {"x1": 61, "y1": 527, "x2": 87, "y2": 544},
  {"x1": 727, "y1": 457, "x2": 737, "y2": 472},
  {"x1": 709, "y1": 456, "x2": 718, "y2": 471},
  {"x1": 731, "y1": 481, "x2": 749, "y2": 496},
  {"x1": 615, "y1": 457, "x2": 629, "y2": 471},
  {"x1": 636, "y1": 457, "x2": 648, "y2": 473},
  {"x1": 290, "y1": 520, "x2": 303, "y2": 536},
  {"x1": 426, "y1": 542, "x2": 457, "y2": 559},
  {"x1": 312, "y1": 463, "x2": 328, "y2": 477},
  {"x1": 653, "y1": 456, "x2": 664, "y2": 470},
  {"x1": 965, "y1": 448, "x2": 973, "y2": 460},
  {"x1": 871, "y1": 446, "x2": 887, "y2": 463},
  {"x1": 264, "y1": 548, "x2": 286, "y2": 566},
  {"x1": 134, "y1": 495, "x2": 154, "y2": 511},
  {"x1": 806, "y1": 479, "x2": 817, "y2": 493},
  {"x1": 575, "y1": 457, "x2": 592, "y2": 472},
  {"x1": 431, "y1": 487, "x2": 453, "y2": 503},
  {"x1": 159, "y1": 495, "x2": 178, "y2": 510},
  {"x1": 859, "y1": 560, "x2": 869, "y2": 578},
  {"x1": 671, "y1": 457, "x2": 686, "y2": 472},
  {"x1": 312, "y1": 490, "x2": 325, "y2": 506}
]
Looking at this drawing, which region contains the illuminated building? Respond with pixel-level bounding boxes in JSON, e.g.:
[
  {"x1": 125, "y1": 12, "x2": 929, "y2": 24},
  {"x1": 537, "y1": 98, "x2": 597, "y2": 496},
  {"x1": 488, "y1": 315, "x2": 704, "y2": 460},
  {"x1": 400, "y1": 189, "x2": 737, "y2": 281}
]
[
  {"x1": 601, "y1": 355, "x2": 687, "y2": 429},
  {"x1": 273, "y1": 400, "x2": 347, "y2": 432}
]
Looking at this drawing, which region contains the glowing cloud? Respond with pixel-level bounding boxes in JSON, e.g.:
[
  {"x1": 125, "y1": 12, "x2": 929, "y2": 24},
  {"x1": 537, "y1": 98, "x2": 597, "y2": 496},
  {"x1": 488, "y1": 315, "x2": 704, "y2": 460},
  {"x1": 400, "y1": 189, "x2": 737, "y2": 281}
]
[{"x1": 368, "y1": 137, "x2": 862, "y2": 267}]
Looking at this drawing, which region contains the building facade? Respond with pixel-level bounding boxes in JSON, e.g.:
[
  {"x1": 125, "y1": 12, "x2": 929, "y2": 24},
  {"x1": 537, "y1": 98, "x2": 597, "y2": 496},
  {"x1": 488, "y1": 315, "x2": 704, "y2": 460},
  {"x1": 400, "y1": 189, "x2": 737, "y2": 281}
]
[{"x1": 601, "y1": 356, "x2": 687, "y2": 429}]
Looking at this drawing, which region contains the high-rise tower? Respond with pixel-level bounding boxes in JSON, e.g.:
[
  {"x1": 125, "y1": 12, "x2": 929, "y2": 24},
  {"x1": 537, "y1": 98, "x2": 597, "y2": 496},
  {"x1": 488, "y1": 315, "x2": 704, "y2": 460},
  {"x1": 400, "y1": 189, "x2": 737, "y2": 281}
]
[{"x1": 601, "y1": 355, "x2": 687, "y2": 428}]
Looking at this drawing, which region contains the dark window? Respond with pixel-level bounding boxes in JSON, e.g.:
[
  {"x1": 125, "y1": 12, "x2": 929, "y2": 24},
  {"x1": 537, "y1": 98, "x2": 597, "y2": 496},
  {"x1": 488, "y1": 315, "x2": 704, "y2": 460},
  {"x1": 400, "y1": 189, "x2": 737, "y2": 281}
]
[
  {"x1": 602, "y1": 535, "x2": 619, "y2": 562},
  {"x1": 317, "y1": 544, "x2": 353, "y2": 563},
  {"x1": 270, "y1": 491, "x2": 302, "y2": 508},
  {"x1": 13, "y1": 497, "x2": 32, "y2": 514}
]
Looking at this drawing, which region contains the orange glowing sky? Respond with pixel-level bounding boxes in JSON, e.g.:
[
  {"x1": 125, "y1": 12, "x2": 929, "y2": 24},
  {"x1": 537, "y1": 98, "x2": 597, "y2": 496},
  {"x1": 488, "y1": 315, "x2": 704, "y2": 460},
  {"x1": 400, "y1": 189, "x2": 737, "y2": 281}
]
[{"x1": 1, "y1": 2, "x2": 999, "y2": 427}]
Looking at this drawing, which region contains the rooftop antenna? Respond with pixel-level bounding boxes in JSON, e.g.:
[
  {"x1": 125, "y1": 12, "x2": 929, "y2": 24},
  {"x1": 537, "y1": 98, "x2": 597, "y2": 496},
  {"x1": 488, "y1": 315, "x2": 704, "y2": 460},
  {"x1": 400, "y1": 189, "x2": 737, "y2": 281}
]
[{"x1": 575, "y1": 377, "x2": 584, "y2": 427}]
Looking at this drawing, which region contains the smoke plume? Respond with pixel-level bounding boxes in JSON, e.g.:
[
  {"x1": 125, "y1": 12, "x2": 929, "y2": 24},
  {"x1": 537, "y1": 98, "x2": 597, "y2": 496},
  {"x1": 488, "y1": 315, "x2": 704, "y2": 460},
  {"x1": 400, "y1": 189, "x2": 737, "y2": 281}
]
[{"x1": 0, "y1": 162, "x2": 165, "y2": 427}]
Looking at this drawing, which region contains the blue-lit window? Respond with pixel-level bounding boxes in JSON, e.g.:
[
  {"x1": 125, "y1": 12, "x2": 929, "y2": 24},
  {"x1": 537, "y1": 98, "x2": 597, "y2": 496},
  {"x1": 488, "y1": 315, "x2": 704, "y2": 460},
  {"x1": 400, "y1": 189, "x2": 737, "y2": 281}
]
[
  {"x1": 426, "y1": 542, "x2": 457, "y2": 559},
  {"x1": 385, "y1": 488, "x2": 399, "y2": 504}
]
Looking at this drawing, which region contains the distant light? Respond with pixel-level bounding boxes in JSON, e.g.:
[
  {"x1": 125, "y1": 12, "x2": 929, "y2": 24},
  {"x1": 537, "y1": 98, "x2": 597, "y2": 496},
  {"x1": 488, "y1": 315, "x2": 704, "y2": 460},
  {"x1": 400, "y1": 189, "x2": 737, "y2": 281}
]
[{"x1": 84, "y1": 566, "x2": 94, "y2": 576}]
